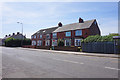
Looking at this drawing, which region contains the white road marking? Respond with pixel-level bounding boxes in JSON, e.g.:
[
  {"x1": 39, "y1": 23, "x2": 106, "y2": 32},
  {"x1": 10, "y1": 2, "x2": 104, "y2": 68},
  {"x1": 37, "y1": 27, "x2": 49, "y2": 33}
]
[
  {"x1": 53, "y1": 58, "x2": 84, "y2": 64},
  {"x1": 105, "y1": 67, "x2": 120, "y2": 71}
]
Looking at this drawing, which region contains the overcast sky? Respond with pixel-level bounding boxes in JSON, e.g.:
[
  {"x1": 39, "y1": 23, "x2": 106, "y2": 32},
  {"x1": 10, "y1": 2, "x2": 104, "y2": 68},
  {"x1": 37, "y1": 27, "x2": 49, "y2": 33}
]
[{"x1": 1, "y1": 2, "x2": 118, "y2": 38}]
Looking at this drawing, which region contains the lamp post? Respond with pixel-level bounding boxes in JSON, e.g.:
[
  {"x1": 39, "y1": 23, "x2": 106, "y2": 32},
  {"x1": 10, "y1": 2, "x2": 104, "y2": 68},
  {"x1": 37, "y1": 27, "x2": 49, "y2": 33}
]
[{"x1": 17, "y1": 22, "x2": 23, "y2": 46}]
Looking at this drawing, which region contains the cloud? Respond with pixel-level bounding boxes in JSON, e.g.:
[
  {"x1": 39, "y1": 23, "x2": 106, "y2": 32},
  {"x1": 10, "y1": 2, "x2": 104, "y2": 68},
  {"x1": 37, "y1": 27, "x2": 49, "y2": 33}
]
[{"x1": 1, "y1": 2, "x2": 118, "y2": 38}]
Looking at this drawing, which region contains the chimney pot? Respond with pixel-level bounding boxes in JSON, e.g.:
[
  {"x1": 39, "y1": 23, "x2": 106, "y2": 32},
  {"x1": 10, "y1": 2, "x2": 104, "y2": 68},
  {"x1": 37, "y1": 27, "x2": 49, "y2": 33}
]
[
  {"x1": 13, "y1": 33, "x2": 15, "y2": 35},
  {"x1": 58, "y1": 22, "x2": 62, "y2": 27},
  {"x1": 79, "y1": 17, "x2": 84, "y2": 23},
  {"x1": 17, "y1": 32, "x2": 20, "y2": 35}
]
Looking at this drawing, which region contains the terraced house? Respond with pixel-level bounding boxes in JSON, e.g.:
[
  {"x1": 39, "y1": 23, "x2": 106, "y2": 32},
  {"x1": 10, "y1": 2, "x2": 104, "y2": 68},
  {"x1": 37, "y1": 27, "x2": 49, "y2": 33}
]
[{"x1": 31, "y1": 18, "x2": 101, "y2": 47}]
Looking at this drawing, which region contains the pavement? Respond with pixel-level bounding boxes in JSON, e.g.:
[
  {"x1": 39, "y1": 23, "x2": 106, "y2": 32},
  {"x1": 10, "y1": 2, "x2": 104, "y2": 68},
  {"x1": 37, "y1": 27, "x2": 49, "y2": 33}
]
[
  {"x1": 18, "y1": 47, "x2": 120, "y2": 59},
  {"x1": 2, "y1": 47, "x2": 119, "y2": 78}
]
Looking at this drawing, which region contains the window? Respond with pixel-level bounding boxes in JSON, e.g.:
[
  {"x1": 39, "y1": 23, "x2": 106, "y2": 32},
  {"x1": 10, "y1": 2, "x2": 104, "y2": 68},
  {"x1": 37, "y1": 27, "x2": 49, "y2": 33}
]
[
  {"x1": 40, "y1": 40, "x2": 42, "y2": 46},
  {"x1": 32, "y1": 40, "x2": 36, "y2": 46},
  {"x1": 65, "y1": 39, "x2": 71, "y2": 46},
  {"x1": 37, "y1": 40, "x2": 39, "y2": 46},
  {"x1": 40, "y1": 35, "x2": 42, "y2": 39},
  {"x1": 52, "y1": 39, "x2": 57, "y2": 46},
  {"x1": 32, "y1": 41, "x2": 34, "y2": 45},
  {"x1": 75, "y1": 39, "x2": 82, "y2": 46},
  {"x1": 37, "y1": 35, "x2": 39, "y2": 38},
  {"x1": 45, "y1": 40, "x2": 50, "y2": 46},
  {"x1": 31, "y1": 36, "x2": 33, "y2": 39},
  {"x1": 53, "y1": 33, "x2": 57, "y2": 38},
  {"x1": 75, "y1": 30, "x2": 82, "y2": 36},
  {"x1": 94, "y1": 21, "x2": 97, "y2": 25},
  {"x1": 46, "y1": 34, "x2": 50, "y2": 39},
  {"x1": 34, "y1": 35, "x2": 36, "y2": 39},
  {"x1": 66, "y1": 31, "x2": 71, "y2": 37},
  {"x1": 37, "y1": 40, "x2": 42, "y2": 46}
]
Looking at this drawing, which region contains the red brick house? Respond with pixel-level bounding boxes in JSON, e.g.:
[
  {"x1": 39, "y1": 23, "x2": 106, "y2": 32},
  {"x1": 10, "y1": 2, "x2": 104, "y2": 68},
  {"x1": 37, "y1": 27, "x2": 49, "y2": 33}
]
[{"x1": 31, "y1": 18, "x2": 101, "y2": 47}]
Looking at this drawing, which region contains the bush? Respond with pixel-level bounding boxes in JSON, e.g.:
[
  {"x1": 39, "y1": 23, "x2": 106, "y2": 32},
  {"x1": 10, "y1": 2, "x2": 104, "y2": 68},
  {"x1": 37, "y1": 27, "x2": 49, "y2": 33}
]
[
  {"x1": 81, "y1": 33, "x2": 119, "y2": 43},
  {"x1": 58, "y1": 39, "x2": 64, "y2": 46},
  {"x1": 5, "y1": 38, "x2": 31, "y2": 47},
  {"x1": 23, "y1": 39, "x2": 31, "y2": 45}
]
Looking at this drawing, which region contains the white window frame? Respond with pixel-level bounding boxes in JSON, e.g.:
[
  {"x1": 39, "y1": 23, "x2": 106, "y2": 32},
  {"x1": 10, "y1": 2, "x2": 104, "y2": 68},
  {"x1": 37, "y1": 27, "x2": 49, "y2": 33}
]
[
  {"x1": 31, "y1": 36, "x2": 33, "y2": 39},
  {"x1": 65, "y1": 31, "x2": 71, "y2": 37},
  {"x1": 32, "y1": 41, "x2": 34, "y2": 46},
  {"x1": 34, "y1": 35, "x2": 36, "y2": 39},
  {"x1": 32, "y1": 40, "x2": 36, "y2": 46},
  {"x1": 37, "y1": 35, "x2": 39, "y2": 39},
  {"x1": 37, "y1": 40, "x2": 42, "y2": 46},
  {"x1": 45, "y1": 40, "x2": 50, "y2": 46},
  {"x1": 52, "y1": 39, "x2": 57, "y2": 46},
  {"x1": 65, "y1": 39, "x2": 71, "y2": 46},
  {"x1": 40, "y1": 35, "x2": 42, "y2": 39},
  {"x1": 75, "y1": 30, "x2": 82, "y2": 36},
  {"x1": 75, "y1": 39, "x2": 82, "y2": 46},
  {"x1": 46, "y1": 34, "x2": 50, "y2": 39},
  {"x1": 39, "y1": 40, "x2": 42, "y2": 46},
  {"x1": 37, "y1": 40, "x2": 40, "y2": 46},
  {"x1": 53, "y1": 33, "x2": 57, "y2": 38}
]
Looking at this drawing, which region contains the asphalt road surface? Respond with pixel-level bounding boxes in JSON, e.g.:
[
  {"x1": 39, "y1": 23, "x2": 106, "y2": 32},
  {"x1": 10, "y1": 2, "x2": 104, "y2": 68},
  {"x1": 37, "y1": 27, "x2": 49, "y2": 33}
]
[{"x1": 1, "y1": 47, "x2": 119, "y2": 78}]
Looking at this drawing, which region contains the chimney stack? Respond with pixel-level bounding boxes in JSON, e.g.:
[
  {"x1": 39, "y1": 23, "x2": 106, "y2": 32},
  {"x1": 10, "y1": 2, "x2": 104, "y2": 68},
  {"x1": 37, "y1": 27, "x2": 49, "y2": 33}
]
[
  {"x1": 79, "y1": 17, "x2": 84, "y2": 23},
  {"x1": 58, "y1": 22, "x2": 62, "y2": 27},
  {"x1": 17, "y1": 32, "x2": 20, "y2": 35},
  {"x1": 13, "y1": 33, "x2": 15, "y2": 35}
]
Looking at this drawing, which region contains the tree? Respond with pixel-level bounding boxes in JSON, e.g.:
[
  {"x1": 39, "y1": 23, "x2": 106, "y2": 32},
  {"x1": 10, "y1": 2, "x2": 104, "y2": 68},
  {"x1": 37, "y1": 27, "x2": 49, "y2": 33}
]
[
  {"x1": 5, "y1": 38, "x2": 31, "y2": 47},
  {"x1": 58, "y1": 39, "x2": 64, "y2": 46},
  {"x1": 81, "y1": 33, "x2": 119, "y2": 43}
]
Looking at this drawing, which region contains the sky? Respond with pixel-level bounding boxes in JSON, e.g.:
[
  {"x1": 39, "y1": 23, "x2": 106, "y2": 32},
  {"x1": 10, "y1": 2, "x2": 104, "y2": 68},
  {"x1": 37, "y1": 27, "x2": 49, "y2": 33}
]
[{"x1": 0, "y1": 2, "x2": 118, "y2": 38}]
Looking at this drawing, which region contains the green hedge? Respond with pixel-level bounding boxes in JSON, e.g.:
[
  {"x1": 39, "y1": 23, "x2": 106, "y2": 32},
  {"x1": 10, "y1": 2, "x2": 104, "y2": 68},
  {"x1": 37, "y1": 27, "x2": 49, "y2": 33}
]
[
  {"x1": 5, "y1": 38, "x2": 31, "y2": 47},
  {"x1": 81, "y1": 34, "x2": 119, "y2": 43}
]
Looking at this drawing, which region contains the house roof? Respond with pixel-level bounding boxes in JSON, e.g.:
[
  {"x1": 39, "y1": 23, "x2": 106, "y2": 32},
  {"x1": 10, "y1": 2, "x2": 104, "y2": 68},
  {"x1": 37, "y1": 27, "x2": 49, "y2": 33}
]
[
  {"x1": 3, "y1": 36, "x2": 11, "y2": 39},
  {"x1": 32, "y1": 19, "x2": 96, "y2": 36},
  {"x1": 53, "y1": 19, "x2": 95, "y2": 33},
  {"x1": 3, "y1": 34, "x2": 25, "y2": 39},
  {"x1": 33, "y1": 27, "x2": 58, "y2": 35}
]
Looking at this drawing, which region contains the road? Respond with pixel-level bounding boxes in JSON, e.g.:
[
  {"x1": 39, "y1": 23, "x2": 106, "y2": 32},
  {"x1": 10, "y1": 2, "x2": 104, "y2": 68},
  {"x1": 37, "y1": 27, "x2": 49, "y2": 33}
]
[{"x1": 1, "y1": 47, "x2": 119, "y2": 78}]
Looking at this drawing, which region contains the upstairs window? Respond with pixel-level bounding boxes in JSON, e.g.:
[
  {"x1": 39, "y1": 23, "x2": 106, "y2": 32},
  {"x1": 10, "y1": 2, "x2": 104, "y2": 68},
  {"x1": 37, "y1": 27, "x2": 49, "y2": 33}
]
[
  {"x1": 53, "y1": 33, "x2": 57, "y2": 38},
  {"x1": 75, "y1": 30, "x2": 82, "y2": 36},
  {"x1": 46, "y1": 34, "x2": 50, "y2": 39},
  {"x1": 65, "y1": 31, "x2": 71, "y2": 37},
  {"x1": 40, "y1": 35, "x2": 42, "y2": 39},
  {"x1": 37, "y1": 35, "x2": 39, "y2": 38},
  {"x1": 34, "y1": 35, "x2": 36, "y2": 39},
  {"x1": 94, "y1": 21, "x2": 97, "y2": 25},
  {"x1": 31, "y1": 36, "x2": 33, "y2": 39}
]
